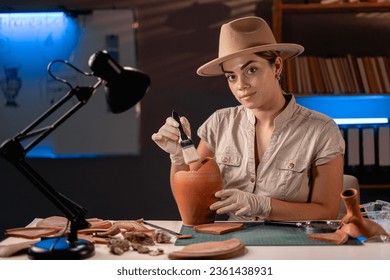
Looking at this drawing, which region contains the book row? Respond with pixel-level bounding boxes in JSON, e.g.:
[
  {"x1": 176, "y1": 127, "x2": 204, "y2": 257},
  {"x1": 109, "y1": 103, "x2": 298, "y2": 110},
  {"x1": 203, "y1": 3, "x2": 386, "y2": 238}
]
[{"x1": 281, "y1": 55, "x2": 390, "y2": 94}]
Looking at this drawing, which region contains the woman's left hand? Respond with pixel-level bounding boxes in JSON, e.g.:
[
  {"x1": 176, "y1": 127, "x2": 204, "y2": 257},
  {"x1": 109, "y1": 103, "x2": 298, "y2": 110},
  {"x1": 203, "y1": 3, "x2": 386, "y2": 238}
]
[{"x1": 210, "y1": 189, "x2": 270, "y2": 218}]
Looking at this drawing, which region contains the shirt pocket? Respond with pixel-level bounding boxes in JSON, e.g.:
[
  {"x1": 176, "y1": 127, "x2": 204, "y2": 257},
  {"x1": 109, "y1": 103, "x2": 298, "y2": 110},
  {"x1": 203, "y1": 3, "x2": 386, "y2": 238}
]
[
  {"x1": 274, "y1": 159, "x2": 309, "y2": 199},
  {"x1": 215, "y1": 149, "x2": 242, "y2": 185}
]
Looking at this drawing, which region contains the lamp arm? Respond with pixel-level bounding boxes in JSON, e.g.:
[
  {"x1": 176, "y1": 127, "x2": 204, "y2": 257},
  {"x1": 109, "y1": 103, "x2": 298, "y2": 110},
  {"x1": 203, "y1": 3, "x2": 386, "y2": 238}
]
[
  {"x1": 15, "y1": 82, "x2": 101, "y2": 152},
  {"x1": 0, "y1": 82, "x2": 102, "y2": 243}
]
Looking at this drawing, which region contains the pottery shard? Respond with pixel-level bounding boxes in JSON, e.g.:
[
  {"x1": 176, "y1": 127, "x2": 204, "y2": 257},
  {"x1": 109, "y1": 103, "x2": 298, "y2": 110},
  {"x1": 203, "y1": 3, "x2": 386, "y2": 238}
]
[
  {"x1": 194, "y1": 223, "x2": 244, "y2": 235},
  {"x1": 308, "y1": 229, "x2": 349, "y2": 245},
  {"x1": 36, "y1": 216, "x2": 68, "y2": 228},
  {"x1": 36, "y1": 216, "x2": 112, "y2": 229},
  {"x1": 113, "y1": 220, "x2": 149, "y2": 231},
  {"x1": 4, "y1": 227, "x2": 60, "y2": 239},
  {"x1": 168, "y1": 238, "x2": 245, "y2": 260}
]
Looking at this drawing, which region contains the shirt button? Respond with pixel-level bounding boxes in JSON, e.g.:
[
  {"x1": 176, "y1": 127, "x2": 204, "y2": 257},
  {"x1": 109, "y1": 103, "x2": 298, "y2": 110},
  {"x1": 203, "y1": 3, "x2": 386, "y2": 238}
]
[
  {"x1": 287, "y1": 162, "x2": 295, "y2": 169},
  {"x1": 250, "y1": 177, "x2": 255, "y2": 183},
  {"x1": 222, "y1": 156, "x2": 229, "y2": 163}
]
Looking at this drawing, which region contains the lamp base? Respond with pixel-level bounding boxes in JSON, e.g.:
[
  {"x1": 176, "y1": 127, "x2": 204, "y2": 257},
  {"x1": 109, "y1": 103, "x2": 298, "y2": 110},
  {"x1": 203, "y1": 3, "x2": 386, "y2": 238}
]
[{"x1": 28, "y1": 237, "x2": 95, "y2": 260}]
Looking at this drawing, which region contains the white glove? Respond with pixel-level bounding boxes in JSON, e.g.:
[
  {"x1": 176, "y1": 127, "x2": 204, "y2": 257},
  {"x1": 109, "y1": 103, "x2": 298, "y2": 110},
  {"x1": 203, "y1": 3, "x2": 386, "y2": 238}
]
[
  {"x1": 151, "y1": 116, "x2": 192, "y2": 165},
  {"x1": 210, "y1": 189, "x2": 271, "y2": 219}
]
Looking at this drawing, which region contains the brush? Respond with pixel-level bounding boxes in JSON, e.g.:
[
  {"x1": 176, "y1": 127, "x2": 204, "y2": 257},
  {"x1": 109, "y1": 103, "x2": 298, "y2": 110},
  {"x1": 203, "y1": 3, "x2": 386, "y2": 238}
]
[{"x1": 172, "y1": 110, "x2": 199, "y2": 164}]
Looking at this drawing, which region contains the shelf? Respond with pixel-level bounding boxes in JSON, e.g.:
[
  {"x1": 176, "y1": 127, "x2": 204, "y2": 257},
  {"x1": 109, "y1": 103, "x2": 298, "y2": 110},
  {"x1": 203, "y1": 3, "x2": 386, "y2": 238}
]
[
  {"x1": 360, "y1": 184, "x2": 390, "y2": 189},
  {"x1": 281, "y1": 55, "x2": 390, "y2": 94},
  {"x1": 272, "y1": 0, "x2": 390, "y2": 41},
  {"x1": 280, "y1": 2, "x2": 390, "y2": 14}
]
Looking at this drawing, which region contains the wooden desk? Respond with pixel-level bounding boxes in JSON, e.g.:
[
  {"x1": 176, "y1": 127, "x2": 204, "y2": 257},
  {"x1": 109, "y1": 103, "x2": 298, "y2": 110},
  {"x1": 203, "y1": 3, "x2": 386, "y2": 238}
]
[{"x1": 1, "y1": 220, "x2": 389, "y2": 260}]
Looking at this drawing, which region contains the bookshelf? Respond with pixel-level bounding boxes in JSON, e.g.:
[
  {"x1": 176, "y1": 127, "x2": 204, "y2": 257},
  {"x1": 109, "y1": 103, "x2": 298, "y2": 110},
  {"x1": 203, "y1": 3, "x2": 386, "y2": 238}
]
[
  {"x1": 281, "y1": 55, "x2": 390, "y2": 95},
  {"x1": 272, "y1": 1, "x2": 390, "y2": 43},
  {"x1": 272, "y1": 0, "x2": 390, "y2": 95}
]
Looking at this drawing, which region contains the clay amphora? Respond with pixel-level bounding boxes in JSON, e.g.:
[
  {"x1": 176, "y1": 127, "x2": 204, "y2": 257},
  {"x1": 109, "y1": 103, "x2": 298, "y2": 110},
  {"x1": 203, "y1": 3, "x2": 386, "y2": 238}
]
[
  {"x1": 339, "y1": 188, "x2": 388, "y2": 238},
  {"x1": 172, "y1": 157, "x2": 223, "y2": 227}
]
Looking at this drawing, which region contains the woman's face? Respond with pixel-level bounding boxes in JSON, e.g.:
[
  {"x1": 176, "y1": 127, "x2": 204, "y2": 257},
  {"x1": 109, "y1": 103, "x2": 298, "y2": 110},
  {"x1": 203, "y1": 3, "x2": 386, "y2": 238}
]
[{"x1": 222, "y1": 53, "x2": 280, "y2": 110}]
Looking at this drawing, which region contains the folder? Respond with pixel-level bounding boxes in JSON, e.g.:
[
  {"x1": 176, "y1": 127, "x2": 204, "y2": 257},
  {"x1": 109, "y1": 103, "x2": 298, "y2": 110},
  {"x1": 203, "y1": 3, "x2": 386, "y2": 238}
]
[
  {"x1": 362, "y1": 128, "x2": 375, "y2": 166},
  {"x1": 347, "y1": 128, "x2": 360, "y2": 166},
  {"x1": 378, "y1": 127, "x2": 390, "y2": 167}
]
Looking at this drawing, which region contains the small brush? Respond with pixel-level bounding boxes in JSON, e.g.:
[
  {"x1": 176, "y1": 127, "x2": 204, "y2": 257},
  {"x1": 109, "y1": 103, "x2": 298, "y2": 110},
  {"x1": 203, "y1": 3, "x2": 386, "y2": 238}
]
[{"x1": 172, "y1": 110, "x2": 199, "y2": 164}]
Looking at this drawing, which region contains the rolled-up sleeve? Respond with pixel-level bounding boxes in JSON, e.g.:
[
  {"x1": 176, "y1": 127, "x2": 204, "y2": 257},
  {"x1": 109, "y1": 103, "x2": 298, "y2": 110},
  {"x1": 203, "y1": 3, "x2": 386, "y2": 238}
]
[{"x1": 313, "y1": 119, "x2": 345, "y2": 166}]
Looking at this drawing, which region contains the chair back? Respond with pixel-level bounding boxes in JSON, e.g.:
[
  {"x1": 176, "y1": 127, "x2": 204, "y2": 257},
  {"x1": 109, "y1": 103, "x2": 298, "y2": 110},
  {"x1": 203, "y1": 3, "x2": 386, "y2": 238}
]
[{"x1": 338, "y1": 175, "x2": 360, "y2": 219}]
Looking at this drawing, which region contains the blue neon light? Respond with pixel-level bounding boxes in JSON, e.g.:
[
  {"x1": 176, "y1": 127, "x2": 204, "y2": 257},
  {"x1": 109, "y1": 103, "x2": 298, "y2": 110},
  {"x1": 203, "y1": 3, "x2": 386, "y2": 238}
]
[
  {"x1": 334, "y1": 118, "x2": 389, "y2": 125},
  {"x1": 27, "y1": 146, "x2": 101, "y2": 159},
  {"x1": 0, "y1": 12, "x2": 72, "y2": 41},
  {"x1": 0, "y1": 11, "x2": 80, "y2": 79},
  {"x1": 296, "y1": 95, "x2": 390, "y2": 125}
]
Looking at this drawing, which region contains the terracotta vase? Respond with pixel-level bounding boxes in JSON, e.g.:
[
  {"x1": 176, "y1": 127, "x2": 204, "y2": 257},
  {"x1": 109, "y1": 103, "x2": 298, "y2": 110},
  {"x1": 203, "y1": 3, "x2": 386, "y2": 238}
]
[
  {"x1": 339, "y1": 188, "x2": 388, "y2": 238},
  {"x1": 172, "y1": 157, "x2": 223, "y2": 227}
]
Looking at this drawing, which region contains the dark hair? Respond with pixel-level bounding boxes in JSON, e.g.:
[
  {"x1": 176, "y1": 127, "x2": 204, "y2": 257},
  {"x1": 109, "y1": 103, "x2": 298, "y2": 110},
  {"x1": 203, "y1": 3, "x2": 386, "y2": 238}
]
[
  {"x1": 255, "y1": 51, "x2": 281, "y2": 65},
  {"x1": 220, "y1": 51, "x2": 281, "y2": 73}
]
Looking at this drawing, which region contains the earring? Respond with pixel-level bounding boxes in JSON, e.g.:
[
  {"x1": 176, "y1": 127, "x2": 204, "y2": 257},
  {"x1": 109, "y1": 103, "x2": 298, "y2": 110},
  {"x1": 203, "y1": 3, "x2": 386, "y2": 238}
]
[{"x1": 275, "y1": 73, "x2": 280, "y2": 81}]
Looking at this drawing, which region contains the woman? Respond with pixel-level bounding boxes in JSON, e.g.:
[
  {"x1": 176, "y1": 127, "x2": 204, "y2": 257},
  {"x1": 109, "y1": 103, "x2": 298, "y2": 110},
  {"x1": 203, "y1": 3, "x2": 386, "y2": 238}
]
[{"x1": 152, "y1": 16, "x2": 345, "y2": 221}]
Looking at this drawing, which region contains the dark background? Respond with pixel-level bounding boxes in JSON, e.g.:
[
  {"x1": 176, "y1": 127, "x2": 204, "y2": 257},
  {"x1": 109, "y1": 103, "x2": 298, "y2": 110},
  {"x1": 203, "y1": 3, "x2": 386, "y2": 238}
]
[{"x1": 1, "y1": 0, "x2": 389, "y2": 240}]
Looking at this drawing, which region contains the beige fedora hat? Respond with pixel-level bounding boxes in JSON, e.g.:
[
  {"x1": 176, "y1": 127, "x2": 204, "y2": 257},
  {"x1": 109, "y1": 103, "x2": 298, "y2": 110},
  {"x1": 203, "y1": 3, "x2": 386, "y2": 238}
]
[{"x1": 197, "y1": 16, "x2": 304, "y2": 76}]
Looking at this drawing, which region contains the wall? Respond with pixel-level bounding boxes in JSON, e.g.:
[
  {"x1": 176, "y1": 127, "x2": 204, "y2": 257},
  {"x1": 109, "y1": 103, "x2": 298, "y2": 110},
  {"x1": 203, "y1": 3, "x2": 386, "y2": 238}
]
[{"x1": 1, "y1": 0, "x2": 389, "y2": 240}]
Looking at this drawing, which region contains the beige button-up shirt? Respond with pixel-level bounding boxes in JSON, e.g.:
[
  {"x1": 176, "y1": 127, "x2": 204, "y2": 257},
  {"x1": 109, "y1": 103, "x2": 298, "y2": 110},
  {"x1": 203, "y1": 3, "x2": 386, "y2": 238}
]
[{"x1": 198, "y1": 94, "x2": 345, "y2": 219}]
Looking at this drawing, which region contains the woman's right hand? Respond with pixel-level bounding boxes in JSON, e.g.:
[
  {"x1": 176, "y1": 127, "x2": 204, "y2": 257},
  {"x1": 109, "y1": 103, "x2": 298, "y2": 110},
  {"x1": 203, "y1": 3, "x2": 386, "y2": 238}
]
[
  {"x1": 151, "y1": 116, "x2": 192, "y2": 165},
  {"x1": 152, "y1": 116, "x2": 181, "y2": 155}
]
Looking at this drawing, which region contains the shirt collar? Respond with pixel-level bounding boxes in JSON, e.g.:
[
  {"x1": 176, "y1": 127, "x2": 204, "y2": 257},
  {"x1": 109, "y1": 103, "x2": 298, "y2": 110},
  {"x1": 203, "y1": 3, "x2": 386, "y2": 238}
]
[
  {"x1": 275, "y1": 93, "x2": 296, "y2": 127},
  {"x1": 245, "y1": 93, "x2": 296, "y2": 127},
  {"x1": 246, "y1": 106, "x2": 256, "y2": 125}
]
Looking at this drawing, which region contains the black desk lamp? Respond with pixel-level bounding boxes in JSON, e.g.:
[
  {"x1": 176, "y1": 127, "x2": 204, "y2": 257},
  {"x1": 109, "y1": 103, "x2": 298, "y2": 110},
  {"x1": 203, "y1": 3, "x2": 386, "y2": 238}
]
[{"x1": 0, "y1": 50, "x2": 151, "y2": 259}]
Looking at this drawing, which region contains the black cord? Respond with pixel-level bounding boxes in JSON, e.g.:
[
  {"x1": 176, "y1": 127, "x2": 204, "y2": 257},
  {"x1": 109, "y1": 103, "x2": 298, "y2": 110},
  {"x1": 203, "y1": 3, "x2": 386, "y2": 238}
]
[
  {"x1": 48, "y1": 219, "x2": 71, "y2": 254},
  {"x1": 47, "y1": 60, "x2": 94, "y2": 90}
]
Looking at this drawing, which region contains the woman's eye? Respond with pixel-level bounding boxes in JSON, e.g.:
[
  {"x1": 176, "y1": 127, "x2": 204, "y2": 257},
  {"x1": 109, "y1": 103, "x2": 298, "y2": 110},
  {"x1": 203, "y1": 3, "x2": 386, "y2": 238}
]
[
  {"x1": 226, "y1": 75, "x2": 236, "y2": 81},
  {"x1": 247, "y1": 67, "x2": 257, "y2": 75}
]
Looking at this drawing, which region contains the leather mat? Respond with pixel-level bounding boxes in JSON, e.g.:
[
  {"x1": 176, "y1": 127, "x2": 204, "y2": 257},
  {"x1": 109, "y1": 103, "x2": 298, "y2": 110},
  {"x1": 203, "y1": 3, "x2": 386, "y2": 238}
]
[{"x1": 175, "y1": 222, "x2": 363, "y2": 246}]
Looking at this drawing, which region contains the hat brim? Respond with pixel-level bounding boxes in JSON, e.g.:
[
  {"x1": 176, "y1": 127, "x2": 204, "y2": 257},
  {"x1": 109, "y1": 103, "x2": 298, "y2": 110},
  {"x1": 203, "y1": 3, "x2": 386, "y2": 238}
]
[{"x1": 197, "y1": 43, "x2": 304, "y2": 76}]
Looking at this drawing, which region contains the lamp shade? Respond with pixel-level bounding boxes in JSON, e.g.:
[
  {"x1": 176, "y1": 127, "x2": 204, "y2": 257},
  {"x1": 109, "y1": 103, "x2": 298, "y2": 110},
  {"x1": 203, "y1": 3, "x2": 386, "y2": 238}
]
[{"x1": 88, "y1": 50, "x2": 151, "y2": 113}]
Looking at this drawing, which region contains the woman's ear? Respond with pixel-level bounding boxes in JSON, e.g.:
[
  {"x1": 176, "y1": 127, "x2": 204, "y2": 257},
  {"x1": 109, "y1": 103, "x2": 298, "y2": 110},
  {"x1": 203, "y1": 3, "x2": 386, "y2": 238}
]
[{"x1": 274, "y1": 56, "x2": 283, "y2": 80}]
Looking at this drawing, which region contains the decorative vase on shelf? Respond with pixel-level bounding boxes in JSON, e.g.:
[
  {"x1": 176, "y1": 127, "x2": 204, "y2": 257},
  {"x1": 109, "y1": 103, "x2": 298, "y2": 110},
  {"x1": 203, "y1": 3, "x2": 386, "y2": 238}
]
[{"x1": 172, "y1": 157, "x2": 223, "y2": 227}]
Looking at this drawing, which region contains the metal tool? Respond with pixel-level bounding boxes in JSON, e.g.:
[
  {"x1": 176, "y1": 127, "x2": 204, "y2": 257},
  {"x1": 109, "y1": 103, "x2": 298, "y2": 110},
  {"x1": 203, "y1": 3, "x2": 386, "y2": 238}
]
[
  {"x1": 263, "y1": 220, "x2": 341, "y2": 234},
  {"x1": 143, "y1": 221, "x2": 193, "y2": 239},
  {"x1": 239, "y1": 220, "x2": 340, "y2": 234}
]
